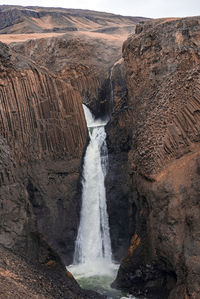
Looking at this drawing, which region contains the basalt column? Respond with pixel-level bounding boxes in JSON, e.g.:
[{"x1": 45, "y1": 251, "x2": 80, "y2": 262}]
[
  {"x1": 113, "y1": 18, "x2": 200, "y2": 299},
  {"x1": 0, "y1": 42, "x2": 87, "y2": 264},
  {"x1": 106, "y1": 59, "x2": 134, "y2": 262}
]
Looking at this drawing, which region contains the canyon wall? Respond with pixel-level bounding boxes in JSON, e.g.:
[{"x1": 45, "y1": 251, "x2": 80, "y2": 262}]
[
  {"x1": 8, "y1": 31, "x2": 133, "y2": 263},
  {"x1": 0, "y1": 41, "x2": 104, "y2": 298},
  {"x1": 106, "y1": 58, "x2": 134, "y2": 260},
  {"x1": 11, "y1": 32, "x2": 124, "y2": 116},
  {"x1": 111, "y1": 17, "x2": 200, "y2": 298},
  {"x1": 0, "y1": 40, "x2": 87, "y2": 265},
  {"x1": 0, "y1": 23, "x2": 132, "y2": 265},
  {"x1": 0, "y1": 7, "x2": 146, "y2": 269}
]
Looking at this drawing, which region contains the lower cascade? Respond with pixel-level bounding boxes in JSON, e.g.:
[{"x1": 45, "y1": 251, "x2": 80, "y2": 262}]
[{"x1": 68, "y1": 105, "x2": 136, "y2": 299}]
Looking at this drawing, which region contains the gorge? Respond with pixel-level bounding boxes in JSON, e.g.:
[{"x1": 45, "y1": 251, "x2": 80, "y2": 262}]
[{"x1": 0, "y1": 5, "x2": 200, "y2": 299}]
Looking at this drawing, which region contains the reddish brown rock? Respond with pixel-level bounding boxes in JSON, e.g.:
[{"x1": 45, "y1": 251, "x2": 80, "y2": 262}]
[
  {"x1": 1, "y1": 10, "x2": 145, "y2": 265},
  {"x1": 0, "y1": 39, "x2": 104, "y2": 298},
  {"x1": 10, "y1": 31, "x2": 129, "y2": 117},
  {"x1": 0, "y1": 245, "x2": 104, "y2": 298},
  {"x1": 111, "y1": 17, "x2": 200, "y2": 298},
  {"x1": 123, "y1": 17, "x2": 200, "y2": 177},
  {"x1": 0, "y1": 7, "x2": 148, "y2": 298},
  {"x1": 0, "y1": 41, "x2": 88, "y2": 264}
]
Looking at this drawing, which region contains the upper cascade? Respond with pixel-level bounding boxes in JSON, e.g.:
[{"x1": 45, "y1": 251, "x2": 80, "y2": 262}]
[{"x1": 83, "y1": 105, "x2": 108, "y2": 128}]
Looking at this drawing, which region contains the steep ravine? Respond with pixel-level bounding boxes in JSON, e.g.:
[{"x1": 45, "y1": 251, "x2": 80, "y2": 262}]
[
  {"x1": 0, "y1": 7, "x2": 144, "y2": 276},
  {"x1": 1, "y1": 11, "x2": 200, "y2": 299},
  {"x1": 0, "y1": 22, "x2": 133, "y2": 297},
  {"x1": 108, "y1": 17, "x2": 200, "y2": 299},
  {"x1": 6, "y1": 28, "x2": 135, "y2": 266}
]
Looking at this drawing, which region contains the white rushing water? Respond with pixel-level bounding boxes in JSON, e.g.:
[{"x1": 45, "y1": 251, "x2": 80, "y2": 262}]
[
  {"x1": 69, "y1": 105, "x2": 115, "y2": 277},
  {"x1": 68, "y1": 105, "x2": 137, "y2": 299}
]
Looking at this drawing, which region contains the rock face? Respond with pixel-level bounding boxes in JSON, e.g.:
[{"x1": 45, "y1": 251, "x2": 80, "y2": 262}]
[
  {"x1": 0, "y1": 41, "x2": 87, "y2": 265},
  {"x1": 4, "y1": 16, "x2": 140, "y2": 264},
  {"x1": 111, "y1": 18, "x2": 200, "y2": 298},
  {"x1": 0, "y1": 5, "x2": 143, "y2": 267},
  {"x1": 106, "y1": 58, "x2": 134, "y2": 261},
  {"x1": 6, "y1": 32, "x2": 122, "y2": 264},
  {"x1": 0, "y1": 7, "x2": 149, "y2": 298},
  {"x1": 0, "y1": 81, "x2": 101, "y2": 299},
  {"x1": 0, "y1": 40, "x2": 104, "y2": 298},
  {"x1": 0, "y1": 245, "x2": 103, "y2": 299},
  {"x1": 11, "y1": 33, "x2": 123, "y2": 117}
]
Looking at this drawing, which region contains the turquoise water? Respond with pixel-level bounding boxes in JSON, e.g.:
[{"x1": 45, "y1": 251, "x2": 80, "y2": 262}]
[
  {"x1": 77, "y1": 274, "x2": 135, "y2": 299},
  {"x1": 68, "y1": 261, "x2": 136, "y2": 299}
]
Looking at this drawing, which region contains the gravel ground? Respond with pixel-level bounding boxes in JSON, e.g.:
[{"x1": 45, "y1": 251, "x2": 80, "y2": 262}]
[{"x1": 0, "y1": 245, "x2": 104, "y2": 299}]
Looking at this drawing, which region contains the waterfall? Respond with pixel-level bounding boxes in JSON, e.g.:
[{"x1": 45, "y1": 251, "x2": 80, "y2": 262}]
[
  {"x1": 67, "y1": 84, "x2": 136, "y2": 299},
  {"x1": 74, "y1": 104, "x2": 112, "y2": 265},
  {"x1": 68, "y1": 104, "x2": 116, "y2": 278}
]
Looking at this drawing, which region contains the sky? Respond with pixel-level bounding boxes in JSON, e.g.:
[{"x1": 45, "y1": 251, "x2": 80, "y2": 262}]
[{"x1": 0, "y1": 0, "x2": 200, "y2": 18}]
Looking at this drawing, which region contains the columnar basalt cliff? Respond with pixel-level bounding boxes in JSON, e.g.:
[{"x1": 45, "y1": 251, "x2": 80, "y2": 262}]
[
  {"x1": 5, "y1": 20, "x2": 139, "y2": 265},
  {"x1": 106, "y1": 58, "x2": 134, "y2": 261},
  {"x1": 3, "y1": 5, "x2": 200, "y2": 299},
  {"x1": 0, "y1": 44, "x2": 104, "y2": 298},
  {"x1": 0, "y1": 40, "x2": 88, "y2": 266},
  {"x1": 111, "y1": 17, "x2": 200, "y2": 298},
  {"x1": 11, "y1": 34, "x2": 122, "y2": 116},
  {"x1": 0, "y1": 6, "x2": 143, "y2": 269},
  {"x1": 0, "y1": 6, "x2": 150, "y2": 298}
]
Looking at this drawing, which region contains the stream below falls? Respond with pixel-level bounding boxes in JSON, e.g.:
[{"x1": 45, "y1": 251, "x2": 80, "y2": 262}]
[{"x1": 68, "y1": 261, "x2": 136, "y2": 299}]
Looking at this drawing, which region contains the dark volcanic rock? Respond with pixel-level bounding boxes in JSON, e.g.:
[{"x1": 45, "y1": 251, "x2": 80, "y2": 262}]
[
  {"x1": 0, "y1": 38, "x2": 104, "y2": 298},
  {"x1": 6, "y1": 27, "x2": 138, "y2": 264},
  {"x1": 0, "y1": 135, "x2": 102, "y2": 298},
  {"x1": 111, "y1": 17, "x2": 200, "y2": 298},
  {"x1": 0, "y1": 136, "x2": 34, "y2": 253},
  {"x1": 0, "y1": 40, "x2": 88, "y2": 264},
  {"x1": 0, "y1": 41, "x2": 11, "y2": 62},
  {"x1": 25, "y1": 159, "x2": 83, "y2": 265},
  {"x1": 11, "y1": 33, "x2": 123, "y2": 117},
  {"x1": 0, "y1": 40, "x2": 87, "y2": 296},
  {"x1": 106, "y1": 58, "x2": 134, "y2": 261}
]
